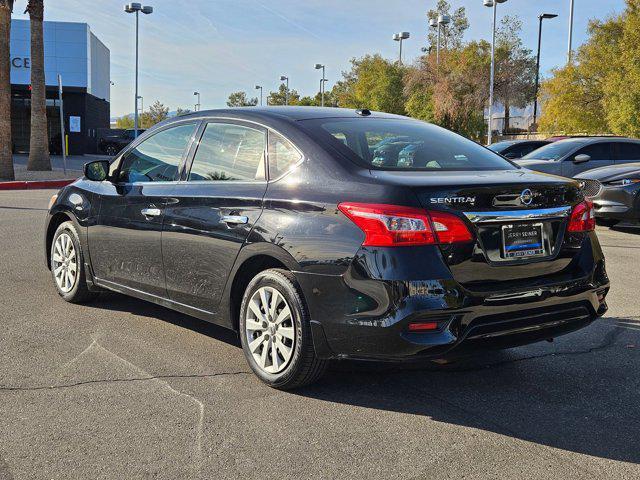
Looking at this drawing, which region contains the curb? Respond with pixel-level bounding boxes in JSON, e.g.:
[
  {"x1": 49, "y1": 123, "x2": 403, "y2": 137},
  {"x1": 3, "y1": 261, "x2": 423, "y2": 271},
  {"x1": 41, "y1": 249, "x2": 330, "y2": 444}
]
[{"x1": 0, "y1": 179, "x2": 76, "y2": 191}]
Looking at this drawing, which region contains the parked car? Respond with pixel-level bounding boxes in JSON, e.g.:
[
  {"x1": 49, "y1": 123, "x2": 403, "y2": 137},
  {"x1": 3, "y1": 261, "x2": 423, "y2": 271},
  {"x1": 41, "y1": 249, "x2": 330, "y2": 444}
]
[
  {"x1": 516, "y1": 137, "x2": 640, "y2": 177},
  {"x1": 488, "y1": 139, "x2": 551, "y2": 159},
  {"x1": 45, "y1": 107, "x2": 609, "y2": 389},
  {"x1": 575, "y1": 162, "x2": 640, "y2": 226},
  {"x1": 98, "y1": 129, "x2": 145, "y2": 156}
]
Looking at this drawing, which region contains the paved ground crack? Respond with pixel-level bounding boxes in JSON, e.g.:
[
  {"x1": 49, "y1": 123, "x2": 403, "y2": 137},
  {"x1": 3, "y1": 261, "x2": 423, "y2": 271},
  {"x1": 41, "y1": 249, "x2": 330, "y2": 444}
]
[{"x1": 0, "y1": 370, "x2": 253, "y2": 393}]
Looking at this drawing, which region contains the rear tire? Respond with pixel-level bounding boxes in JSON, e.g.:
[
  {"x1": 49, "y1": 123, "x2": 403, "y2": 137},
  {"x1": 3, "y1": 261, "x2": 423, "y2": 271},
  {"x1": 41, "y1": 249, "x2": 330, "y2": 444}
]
[
  {"x1": 50, "y1": 221, "x2": 98, "y2": 304},
  {"x1": 239, "y1": 269, "x2": 327, "y2": 390}
]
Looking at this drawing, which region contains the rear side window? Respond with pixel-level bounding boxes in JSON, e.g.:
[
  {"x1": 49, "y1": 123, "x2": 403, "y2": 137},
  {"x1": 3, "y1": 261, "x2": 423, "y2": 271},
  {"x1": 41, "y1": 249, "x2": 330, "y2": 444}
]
[
  {"x1": 268, "y1": 132, "x2": 302, "y2": 179},
  {"x1": 117, "y1": 123, "x2": 196, "y2": 183},
  {"x1": 573, "y1": 143, "x2": 612, "y2": 161},
  {"x1": 301, "y1": 118, "x2": 515, "y2": 171},
  {"x1": 188, "y1": 123, "x2": 266, "y2": 182},
  {"x1": 615, "y1": 142, "x2": 640, "y2": 160}
]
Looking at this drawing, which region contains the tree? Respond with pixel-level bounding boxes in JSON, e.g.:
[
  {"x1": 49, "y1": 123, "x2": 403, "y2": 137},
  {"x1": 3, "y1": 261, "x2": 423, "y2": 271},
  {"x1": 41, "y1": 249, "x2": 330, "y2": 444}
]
[
  {"x1": 0, "y1": 0, "x2": 14, "y2": 180},
  {"x1": 115, "y1": 115, "x2": 134, "y2": 129},
  {"x1": 267, "y1": 84, "x2": 300, "y2": 106},
  {"x1": 332, "y1": 54, "x2": 406, "y2": 114},
  {"x1": 26, "y1": 0, "x2": 51, "y2": 171},
  {"x1": 175, "y1": 107, "x2": 191, "y2": 116},
  {"x1": 405, "y1": 41, "x2": 490, "y2": 139},
  {"x1": 226, "y1": 91, "x2": 258, "y2": 107},
  {"x1": 139, "y1": 100, "x2": 169, "y2": 128},
  {"x1": 426, "y1": 0, "x2": 469, "y2": 51},
  {"x1": 493, "y1": 16, "x2": 536, "y2": 132},
  {"x1": 539, "y1": 14, "x2": 623, "y2": 134}
]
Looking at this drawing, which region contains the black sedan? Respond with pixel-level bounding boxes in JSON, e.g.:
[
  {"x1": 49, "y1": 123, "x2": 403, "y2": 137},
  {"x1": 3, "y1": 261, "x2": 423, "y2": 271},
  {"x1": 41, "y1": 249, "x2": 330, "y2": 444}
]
[
  {"x1": 44, "y1": 107, "x2": 609, "y2": 389},
  {"x1": 488, "y1": 139, "x2": 551, "y2": 159},
  {"x1": 576, "y1": 163, "x2": 640, "y2": 226}
]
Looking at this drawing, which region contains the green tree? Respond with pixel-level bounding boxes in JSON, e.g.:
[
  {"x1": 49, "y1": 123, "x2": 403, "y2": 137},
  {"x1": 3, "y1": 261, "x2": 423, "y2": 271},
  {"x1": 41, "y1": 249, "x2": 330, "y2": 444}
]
[
  {"x1": 267, "y1": 84, "x2": 300, "y2": 106},
  {"x1": 115, "y1": 115, "x2": 134, "y2": 129},
  {"x1": 405, "y1": 41, "x2": 490, "y2": 139},
  {"x1": 333, "y1": 54, "x2": 406, "y2": 114},
  {"x1": 175, "y1": 107, "x2": 192, "y2": 116},
  {"x1": 494, "y1": 16, "x2": 537, "y2": 132},
  {"x1": 426, "y1": 0, "x2": 469, "y2": 51},
  {"x1": 140, "y1": 100, "x2": 169, "y2": 128},
  {"x1": 0, "y1": 0, "x2": 14, "y2": 180},
  {"x1": 602, "y1": 0, "x2": 640, "y2": 136},
  {"x1": 539, "y1": 14, "x2": 623, "y2": 134},
  {"x1": 226, "y1": 91, "x2": 258, "y2": 107}
]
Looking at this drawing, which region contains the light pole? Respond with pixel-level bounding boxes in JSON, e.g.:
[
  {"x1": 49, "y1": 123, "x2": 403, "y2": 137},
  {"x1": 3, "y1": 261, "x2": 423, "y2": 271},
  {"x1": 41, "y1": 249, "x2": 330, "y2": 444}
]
[
  {"x1": 392, "y1": 32, "x2": 410, "y2": 64},
  {"x1": 484, "y1": 0, "x2": 507, "y2": 145},
  {"x1": 533, "y1": 13, "x2": 558, "y2": 129},
  {"x1": 568, "y1": 0, "x2": 575, "y2": 63},
  {"x1": 124, "y1": 2, "x2": 153, "y2": 138},
  {"x1": 280, "y1": 75, "x2": 289, "y2": 105},
  {"x1": 314, "y1": 64, "x2": 326, "y2": 106},
  {"x1": 255, "y1": 85, "x2": 263, "y2": 106},
  {"x1": 193, "y1": 91, "x2": 200, "y2": 111},
  {"x1": 436, "y1": 15, "x2": 450, "y2": 64}
]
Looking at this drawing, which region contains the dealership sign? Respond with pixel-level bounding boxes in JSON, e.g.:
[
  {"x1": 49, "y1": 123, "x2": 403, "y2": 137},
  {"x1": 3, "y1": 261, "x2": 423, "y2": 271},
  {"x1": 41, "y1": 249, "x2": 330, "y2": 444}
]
[{"x1": 11, "y1": 56, "x2": 30, "y2": 69}]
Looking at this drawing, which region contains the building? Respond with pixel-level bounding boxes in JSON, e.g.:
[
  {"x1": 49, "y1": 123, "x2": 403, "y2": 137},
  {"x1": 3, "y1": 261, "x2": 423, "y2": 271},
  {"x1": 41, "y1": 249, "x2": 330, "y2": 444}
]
[{"x1": 10, "y1": 19, "x2": 110, "y2": 155}]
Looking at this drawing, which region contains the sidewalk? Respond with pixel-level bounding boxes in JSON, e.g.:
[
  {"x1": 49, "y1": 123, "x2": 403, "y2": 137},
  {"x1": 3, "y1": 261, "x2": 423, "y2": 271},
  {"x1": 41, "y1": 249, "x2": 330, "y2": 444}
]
[{"x1": 1, "y1": 154, "x2": 111, "y2": 189}]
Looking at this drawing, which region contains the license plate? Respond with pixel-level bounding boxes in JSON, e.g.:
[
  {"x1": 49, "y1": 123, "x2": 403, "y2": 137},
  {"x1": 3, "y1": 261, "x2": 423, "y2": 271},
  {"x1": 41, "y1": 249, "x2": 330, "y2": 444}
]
[{"x1": 502, "y1": 223, "x2": 545, "y2": 259}]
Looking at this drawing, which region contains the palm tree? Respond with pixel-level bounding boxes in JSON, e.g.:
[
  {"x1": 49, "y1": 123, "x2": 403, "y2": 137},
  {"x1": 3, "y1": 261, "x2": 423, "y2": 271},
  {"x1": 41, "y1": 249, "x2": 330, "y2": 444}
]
[
  {"x1": 26, "y1": 0, "x2": 51, "y2": 171},
  {"x1": 0, "y1": 0, "x2": 14, "y2": 180}
]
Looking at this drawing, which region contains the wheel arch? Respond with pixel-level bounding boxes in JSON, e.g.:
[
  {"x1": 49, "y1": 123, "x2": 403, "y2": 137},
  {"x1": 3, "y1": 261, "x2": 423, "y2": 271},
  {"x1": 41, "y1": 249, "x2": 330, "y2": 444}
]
[
  {"x1": 223, "y1": 243, "x2": 301, "y2": 332},
  {"x1": 45, "y1": 210, "x2": 76, "y2": 270}
]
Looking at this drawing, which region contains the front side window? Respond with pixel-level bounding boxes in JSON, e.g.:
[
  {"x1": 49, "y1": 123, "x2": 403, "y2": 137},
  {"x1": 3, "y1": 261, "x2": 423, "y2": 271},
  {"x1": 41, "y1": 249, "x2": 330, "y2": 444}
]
[
  {"x1": 574, "y1": 143, "x2": 611, "y2": 161},
  {"x1": 117, "y1": 123, "x2": 196, "y2": 183},
  {"x1": 188, "y1": 123, "x2": 266, "y2": 181},
  {"x1": 301, "y1": 118, "x2": 515, "y2": 171},
  {"x1": 268, "y1": 132, "x2": 302, "y2": 179}
]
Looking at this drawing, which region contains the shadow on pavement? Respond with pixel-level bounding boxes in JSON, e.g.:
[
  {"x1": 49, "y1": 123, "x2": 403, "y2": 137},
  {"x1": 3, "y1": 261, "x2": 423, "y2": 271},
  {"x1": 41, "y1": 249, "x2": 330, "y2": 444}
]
[{"x1": 82, "y1": 291, "x2": 640, "y2": 466}]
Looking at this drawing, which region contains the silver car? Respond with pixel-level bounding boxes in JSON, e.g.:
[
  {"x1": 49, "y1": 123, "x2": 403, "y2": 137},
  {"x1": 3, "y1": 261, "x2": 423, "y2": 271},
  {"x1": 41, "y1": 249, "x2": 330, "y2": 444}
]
[{"x1": 515, "y1": 137, "x2": 640, "y2": 177}]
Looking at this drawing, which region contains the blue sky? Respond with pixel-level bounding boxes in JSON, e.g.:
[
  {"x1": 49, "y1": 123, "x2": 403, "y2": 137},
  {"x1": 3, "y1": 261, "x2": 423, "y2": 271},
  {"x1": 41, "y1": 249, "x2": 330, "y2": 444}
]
[{"x1": 12, "y1": 0, "x2": 627, "y2": 117}]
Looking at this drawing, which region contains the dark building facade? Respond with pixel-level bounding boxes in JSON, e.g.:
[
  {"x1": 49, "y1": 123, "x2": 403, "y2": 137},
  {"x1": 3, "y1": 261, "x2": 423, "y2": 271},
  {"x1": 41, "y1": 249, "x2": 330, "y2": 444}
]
[{"x1": 10, "y1": 20, "x2": 110, "y2": 155}]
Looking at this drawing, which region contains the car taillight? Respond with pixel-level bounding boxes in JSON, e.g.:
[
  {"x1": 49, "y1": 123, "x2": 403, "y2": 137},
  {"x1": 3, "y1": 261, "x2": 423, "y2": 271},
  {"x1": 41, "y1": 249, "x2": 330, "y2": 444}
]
[
  {"x1": 567, "y1": 200, "x2": 596, "y2": 232},
  {"x1": 337, "y1": 203, "x2": 473, "y2": 247}
]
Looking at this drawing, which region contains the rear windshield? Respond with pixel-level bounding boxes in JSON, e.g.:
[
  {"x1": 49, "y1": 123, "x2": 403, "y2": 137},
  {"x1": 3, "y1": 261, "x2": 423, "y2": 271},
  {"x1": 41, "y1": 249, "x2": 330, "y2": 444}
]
[
  {"x1": 300, "y1": 118, "x2": 517, "y2": 171},
  {"x1": 522, "y1": 140, "x2": 583, "y2": 161}
]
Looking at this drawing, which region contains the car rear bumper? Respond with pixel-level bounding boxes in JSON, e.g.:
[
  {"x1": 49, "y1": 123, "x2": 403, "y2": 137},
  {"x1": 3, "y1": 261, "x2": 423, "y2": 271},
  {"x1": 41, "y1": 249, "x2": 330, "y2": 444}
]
[{"x1": 295, "y1": 241, "x2": 609, "y2": 361}]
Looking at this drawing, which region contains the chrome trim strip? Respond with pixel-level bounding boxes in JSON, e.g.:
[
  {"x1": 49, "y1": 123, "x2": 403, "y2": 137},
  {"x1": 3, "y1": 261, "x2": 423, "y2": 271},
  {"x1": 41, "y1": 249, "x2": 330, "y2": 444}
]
[{"x1": 463, "y1": 206, "x2": 571, "y2": 223}]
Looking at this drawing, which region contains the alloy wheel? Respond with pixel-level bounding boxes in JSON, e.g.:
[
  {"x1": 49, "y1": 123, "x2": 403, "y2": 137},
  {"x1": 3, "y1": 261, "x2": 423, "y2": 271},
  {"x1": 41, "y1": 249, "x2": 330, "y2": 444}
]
[
  {"x1": 52, "y1": 233, "x2": 78, "y2": 293},
  {"x1": 245, "y1": 286, "x2": 296, "y2": 374}
]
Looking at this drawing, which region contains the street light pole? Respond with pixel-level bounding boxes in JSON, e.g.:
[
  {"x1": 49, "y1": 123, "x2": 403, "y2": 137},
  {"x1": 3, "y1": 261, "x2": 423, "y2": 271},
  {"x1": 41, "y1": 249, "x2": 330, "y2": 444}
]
[
  {"x1": 393, "y1": 32, "x2": 410, "y2": 64},
  {"x1": 484, "y1": 0, "x2": 507, "y2": 145},
  {"x1": 124, "y1": 3, "x2": 153, "y2": 138},
  {"x1": 255, "y1": 85, "x2": 263, "y2": 106},
  {"x1": 533, "y1": 13, "x2": 558, "y2": 128},
  {"x1": 568, "y1": 0, "x2": 575, "y2": 63},
  {"x1": 193, "y1": 91, "x2": 200, "y2": 111},
  {"x1": 315, "y1": 64, "x2": 326, "y2": 106},
  {"x1": 280, "y1": 75, "x2": 289, "y2": 105}
]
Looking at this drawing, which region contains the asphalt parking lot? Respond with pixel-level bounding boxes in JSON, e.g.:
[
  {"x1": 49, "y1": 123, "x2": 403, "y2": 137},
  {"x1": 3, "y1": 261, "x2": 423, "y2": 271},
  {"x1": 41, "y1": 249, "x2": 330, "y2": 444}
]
[{"x1": 1, "y1": 189, "x2": 639, "y2": 480}]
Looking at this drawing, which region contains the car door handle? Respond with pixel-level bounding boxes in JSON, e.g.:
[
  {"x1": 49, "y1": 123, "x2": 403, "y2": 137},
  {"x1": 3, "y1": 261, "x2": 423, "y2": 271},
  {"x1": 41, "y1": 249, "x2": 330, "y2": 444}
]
[
  {"x1": 141, "y1": 207, "x2": 162, "y2": 218},
  {"x1": 221, "y1": 215, "x2": 248, "y2": 225}
]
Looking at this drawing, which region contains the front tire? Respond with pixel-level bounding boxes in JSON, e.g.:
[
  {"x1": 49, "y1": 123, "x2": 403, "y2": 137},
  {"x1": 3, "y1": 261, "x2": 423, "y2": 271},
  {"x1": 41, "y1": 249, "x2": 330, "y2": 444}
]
[
  {"x1": 239, "y1": 269, "x2": 327, "y2": 390},
  {"x1": 50, "y1": 221, "x2": 97, "y2": 304}
]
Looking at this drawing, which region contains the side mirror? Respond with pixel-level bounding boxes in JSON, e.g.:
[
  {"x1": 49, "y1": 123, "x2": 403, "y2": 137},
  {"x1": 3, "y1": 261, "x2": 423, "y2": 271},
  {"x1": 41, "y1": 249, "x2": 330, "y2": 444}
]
[
  {"x1": 84, "y1": 160, "x2": 110, "y2": 181},
  {"x1": 573, "y1": 154, "x2": 591, "y2": 164}
]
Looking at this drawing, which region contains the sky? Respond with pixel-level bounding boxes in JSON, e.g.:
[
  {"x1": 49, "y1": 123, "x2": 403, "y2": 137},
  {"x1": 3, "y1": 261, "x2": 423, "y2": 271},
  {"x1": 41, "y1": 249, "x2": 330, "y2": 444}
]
[{"x1": 12, "y1": 0, "x2": 627, "y2": 117}]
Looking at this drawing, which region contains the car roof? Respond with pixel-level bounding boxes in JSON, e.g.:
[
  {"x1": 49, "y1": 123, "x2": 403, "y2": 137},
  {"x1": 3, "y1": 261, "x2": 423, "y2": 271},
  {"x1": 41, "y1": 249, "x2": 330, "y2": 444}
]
[
  {"x1": 551, "y1": 136, "x2": 640, "y2": 146},
  {"x1": 176, "y1": 106, "x2": 407, "y2": 122}
]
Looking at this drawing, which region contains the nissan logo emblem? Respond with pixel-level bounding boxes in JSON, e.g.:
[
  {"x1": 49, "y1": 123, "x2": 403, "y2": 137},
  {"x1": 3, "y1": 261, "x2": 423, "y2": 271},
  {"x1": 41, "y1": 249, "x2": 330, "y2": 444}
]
[{"x1": 520, "y1": 189, "x2": 534, "y2": 206}]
